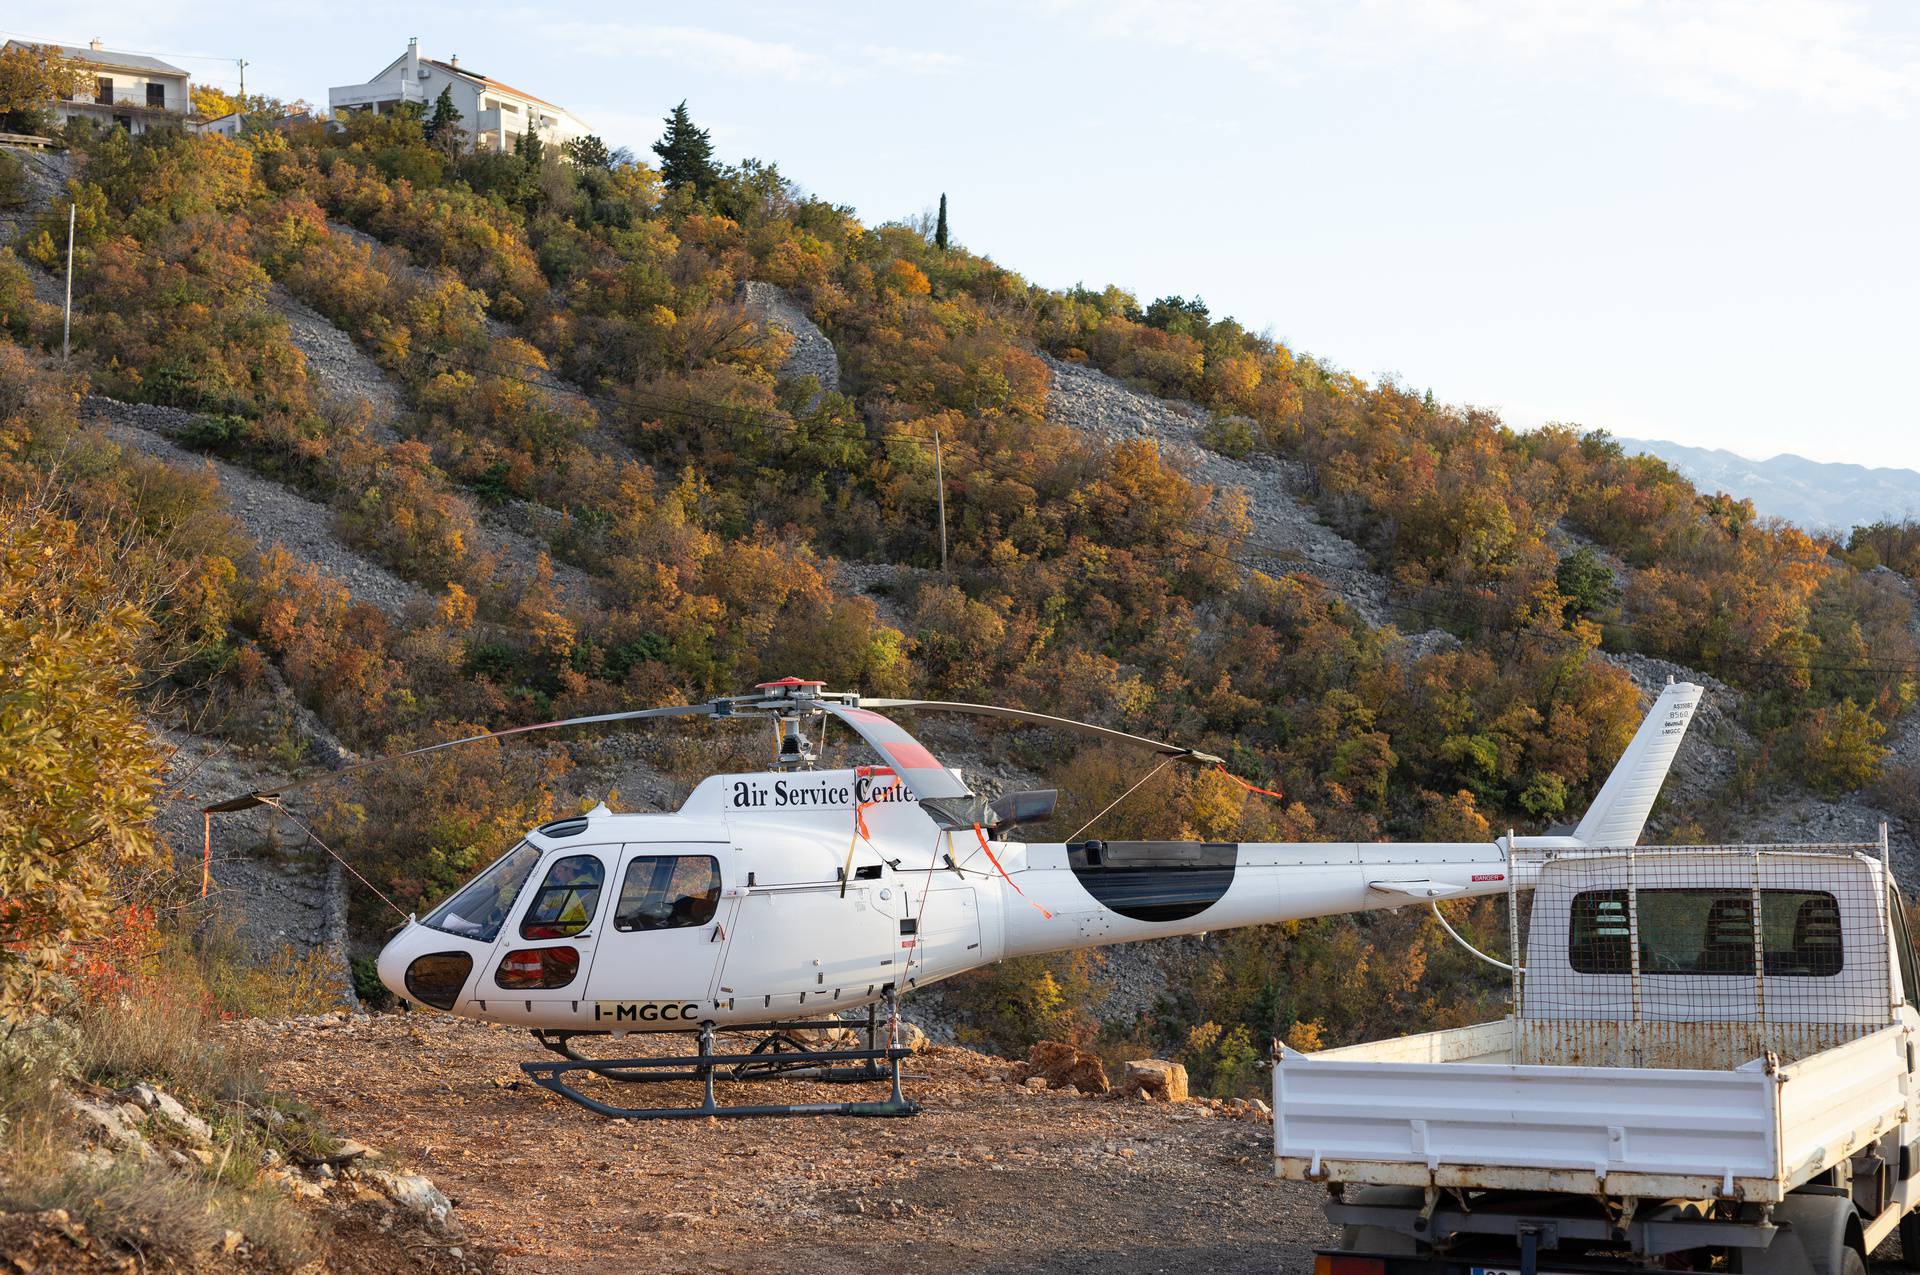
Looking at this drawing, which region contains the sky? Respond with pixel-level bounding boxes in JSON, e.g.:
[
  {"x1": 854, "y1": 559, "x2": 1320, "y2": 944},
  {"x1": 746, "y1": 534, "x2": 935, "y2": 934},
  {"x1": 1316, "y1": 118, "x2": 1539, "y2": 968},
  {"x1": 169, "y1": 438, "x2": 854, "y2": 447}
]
[{"x1": 15, "y1": 1, "x2": 1920, "y2": 468}]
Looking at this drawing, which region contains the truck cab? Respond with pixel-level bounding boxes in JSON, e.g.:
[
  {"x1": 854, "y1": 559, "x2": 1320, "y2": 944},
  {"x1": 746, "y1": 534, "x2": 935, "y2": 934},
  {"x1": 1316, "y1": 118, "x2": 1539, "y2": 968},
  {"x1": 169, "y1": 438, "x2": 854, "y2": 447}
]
[{"x1": 1274, "y1": 841, "x2": 1920, "y2": 1275}]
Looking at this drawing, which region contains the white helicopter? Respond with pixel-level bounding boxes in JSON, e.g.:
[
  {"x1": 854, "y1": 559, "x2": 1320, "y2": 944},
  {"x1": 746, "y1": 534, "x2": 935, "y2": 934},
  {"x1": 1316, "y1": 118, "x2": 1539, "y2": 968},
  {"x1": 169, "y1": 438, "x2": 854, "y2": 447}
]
[{"x1": 207, "y1": 676, "x2": 1701, "y2": 1119}]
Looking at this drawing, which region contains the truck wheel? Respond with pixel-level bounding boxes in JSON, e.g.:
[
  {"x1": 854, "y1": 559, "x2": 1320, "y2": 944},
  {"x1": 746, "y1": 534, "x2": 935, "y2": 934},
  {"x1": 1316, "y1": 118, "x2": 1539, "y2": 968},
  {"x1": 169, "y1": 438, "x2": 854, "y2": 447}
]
[
  {"x1": 1339, "y1": 1186, "x2": 1421, "y2": 1257},
  {"x1": 1900, "y1": 1209, "x2": 1920, "y2": 1269},
  {"x1": 1736, "y1": 1194, "x2": 1857, "y2": 1275}
]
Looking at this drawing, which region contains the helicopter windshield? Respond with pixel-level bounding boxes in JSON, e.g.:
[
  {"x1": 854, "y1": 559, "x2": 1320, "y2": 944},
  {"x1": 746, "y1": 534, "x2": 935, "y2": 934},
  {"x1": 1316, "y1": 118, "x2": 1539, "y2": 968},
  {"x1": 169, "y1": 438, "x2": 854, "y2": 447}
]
[{"x1": 423, "y1": 842, "x2": 541, "y2": 942}]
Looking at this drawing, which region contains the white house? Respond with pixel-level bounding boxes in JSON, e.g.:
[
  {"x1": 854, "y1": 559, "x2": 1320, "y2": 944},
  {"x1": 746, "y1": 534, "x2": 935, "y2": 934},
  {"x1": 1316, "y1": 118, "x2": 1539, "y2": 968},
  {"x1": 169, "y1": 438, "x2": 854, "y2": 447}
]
[
  {"x1": 328, "y1": 39, "x2": 590, "y2": 152},
  {"x1": 3, "y1": 38, "x2": 193, "y2": 135}
]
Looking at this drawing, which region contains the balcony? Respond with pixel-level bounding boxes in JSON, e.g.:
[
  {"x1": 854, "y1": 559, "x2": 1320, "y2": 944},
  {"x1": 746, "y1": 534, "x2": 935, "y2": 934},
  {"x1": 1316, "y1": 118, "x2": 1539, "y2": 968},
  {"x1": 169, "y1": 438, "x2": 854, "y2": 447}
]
[
  {"x1": 328, "y1": 79, "x2": 425, "y2": 111},
  {"x1": 70, "y1": 88, "x2": 186, "y2": 115}
]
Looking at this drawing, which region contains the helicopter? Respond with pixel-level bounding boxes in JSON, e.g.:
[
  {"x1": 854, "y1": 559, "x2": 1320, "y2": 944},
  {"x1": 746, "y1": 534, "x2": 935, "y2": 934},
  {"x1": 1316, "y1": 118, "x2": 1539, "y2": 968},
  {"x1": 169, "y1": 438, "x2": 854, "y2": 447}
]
[{"x1": 205, "y1": 675, "x2": 1702, "y2": 1119}]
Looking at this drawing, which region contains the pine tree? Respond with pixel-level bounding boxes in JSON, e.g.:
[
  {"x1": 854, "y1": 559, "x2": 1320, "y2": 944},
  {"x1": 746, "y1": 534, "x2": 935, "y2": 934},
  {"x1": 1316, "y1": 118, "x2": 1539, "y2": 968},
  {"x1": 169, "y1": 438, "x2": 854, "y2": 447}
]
[
  {"x1": 423, "y1": 86, "x2": 462, "y2": 154},
  {"x1": 514, "y1": 120, "x2": 544, "y2": 166},
  {"x1": 652, "y1": 100, "x2": 719, "y2": 194},
  {"x1": 934, "y1": 193, "x2": 949, "y2": 251}
]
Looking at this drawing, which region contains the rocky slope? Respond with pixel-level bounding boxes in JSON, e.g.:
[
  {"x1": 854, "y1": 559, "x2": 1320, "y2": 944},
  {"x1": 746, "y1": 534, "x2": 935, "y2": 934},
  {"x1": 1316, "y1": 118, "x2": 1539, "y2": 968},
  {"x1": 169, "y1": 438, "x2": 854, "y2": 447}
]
[
  {"x1": 741, "y1": 281, "x2": 841, "y2": 392},
  {"x1": 1044, "y1": 355, "x2": 1393, "y2": 627}
]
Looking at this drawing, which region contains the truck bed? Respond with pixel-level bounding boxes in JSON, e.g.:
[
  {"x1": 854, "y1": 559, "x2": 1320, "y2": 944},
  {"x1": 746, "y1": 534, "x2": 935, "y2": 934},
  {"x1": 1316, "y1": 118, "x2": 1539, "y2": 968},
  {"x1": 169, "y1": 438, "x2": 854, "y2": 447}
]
[{"x1": 1273, "y1": 1019, "x2": 1909, "y2": 1202}]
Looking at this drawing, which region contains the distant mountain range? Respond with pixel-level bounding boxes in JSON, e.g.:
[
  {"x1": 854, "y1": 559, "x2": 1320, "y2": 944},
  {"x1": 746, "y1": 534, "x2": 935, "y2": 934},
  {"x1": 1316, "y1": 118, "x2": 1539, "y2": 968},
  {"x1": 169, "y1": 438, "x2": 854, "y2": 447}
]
[{"x1": 1615, "y1": 437, "x2": 1920, "y2": 533}]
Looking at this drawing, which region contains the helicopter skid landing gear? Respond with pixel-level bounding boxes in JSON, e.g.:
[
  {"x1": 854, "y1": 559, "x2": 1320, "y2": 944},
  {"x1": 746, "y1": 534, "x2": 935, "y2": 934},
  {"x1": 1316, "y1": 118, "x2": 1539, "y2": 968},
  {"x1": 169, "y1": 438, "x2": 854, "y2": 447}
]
[{"x1": 520, "y1": 998, "x2": 921, "y2": 1120}]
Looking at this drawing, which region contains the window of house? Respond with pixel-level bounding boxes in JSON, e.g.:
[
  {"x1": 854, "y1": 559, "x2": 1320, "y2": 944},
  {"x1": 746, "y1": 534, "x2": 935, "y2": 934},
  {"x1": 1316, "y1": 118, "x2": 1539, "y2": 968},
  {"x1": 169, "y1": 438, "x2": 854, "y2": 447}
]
[
  {"x1": 423, "y1": 842, "x2": 540, "y2": 942},
  {"x1": 96, "y1": 77, "x2": 113, "y2": 105},
  {"x1": 146, "y1": 82, "x2": 164, "y2": 108},
  {"x1": 614, "y1": 856, "x2": 721, "y2": 932},
  {"x1": 520, "y1": 855, "x2": 605, "y2": 939},
  {"x1": 1568, "y1": 888, "x2": 1844, "y2": 977}
]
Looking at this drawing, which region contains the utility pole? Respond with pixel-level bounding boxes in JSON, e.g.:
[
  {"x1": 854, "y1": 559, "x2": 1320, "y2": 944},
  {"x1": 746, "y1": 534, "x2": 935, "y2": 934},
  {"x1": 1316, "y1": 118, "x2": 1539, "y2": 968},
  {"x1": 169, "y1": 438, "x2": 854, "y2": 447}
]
[
  {"x1": 236, "y1": 57, "x2": 248, "y2": 99},
  {"x1": 62, "y1": 203, "x2": 74, "y2": 362},
  {"x1": 932, "y1": 424, "x2": 948, "y2": 571}
]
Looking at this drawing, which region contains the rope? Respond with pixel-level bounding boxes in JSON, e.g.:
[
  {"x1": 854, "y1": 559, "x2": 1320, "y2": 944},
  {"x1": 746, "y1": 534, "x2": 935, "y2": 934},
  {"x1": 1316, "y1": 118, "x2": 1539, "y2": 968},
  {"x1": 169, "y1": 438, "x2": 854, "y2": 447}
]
[
  {"x1": 1216, "y1": 763, "x2": 1285, "y2": 801},
  {"x1": 201, "y1": 811, "x2": 212, "y2": 898},
  {"x1": 1066, "y1": 754, "x2": 1177, "y2": 843},
  {"x1": 1430, "y1": 899, "x2": 1523, "y2": 973},
  {"x1": 258, "y1": 797, "x2": 408, "y2": 921}
]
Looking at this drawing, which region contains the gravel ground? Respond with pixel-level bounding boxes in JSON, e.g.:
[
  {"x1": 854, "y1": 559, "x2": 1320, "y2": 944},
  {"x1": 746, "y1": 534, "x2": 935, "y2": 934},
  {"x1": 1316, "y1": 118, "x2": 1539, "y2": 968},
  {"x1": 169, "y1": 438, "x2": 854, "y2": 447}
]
[
  {"x1": 235, "y1": 1013, "x2": 1332, "y2": 1275},
  {"x1": 1043, "y1": 355, "x2": 1392, "y2": 627},
  {"x1": 741, "y1": 281, "x2": 841, "y2": 392},
  {"x1": 89, "y1": 397, "x2": 432, "y2": 619},
  {"x1": 271, "y1": 283, "x2": 405, "y2": 439}
]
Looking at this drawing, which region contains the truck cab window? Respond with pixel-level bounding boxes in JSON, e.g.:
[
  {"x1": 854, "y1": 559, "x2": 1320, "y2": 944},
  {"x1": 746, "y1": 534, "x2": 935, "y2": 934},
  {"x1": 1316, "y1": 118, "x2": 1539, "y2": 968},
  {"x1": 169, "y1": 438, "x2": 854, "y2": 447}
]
[
  {"x1": 520, "y1": 855, "x2": 605, "y2": 939},
  {"x1": 1569, "y1": 888, "x2": 1844, "y2": 977},
  {"x1": 615, "y1": 856, "x2": 720, "y2": 932},
  {"x1": 423, "y1": 842, "x2": 540, "y2": 942}
]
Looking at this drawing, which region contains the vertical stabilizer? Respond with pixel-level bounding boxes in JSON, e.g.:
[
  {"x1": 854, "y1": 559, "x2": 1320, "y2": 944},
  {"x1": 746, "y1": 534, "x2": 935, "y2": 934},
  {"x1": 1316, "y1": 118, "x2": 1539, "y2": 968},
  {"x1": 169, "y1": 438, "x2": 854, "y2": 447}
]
[{"x1": 1572, "y1": 679, "x2": 1702, "y2": 847}]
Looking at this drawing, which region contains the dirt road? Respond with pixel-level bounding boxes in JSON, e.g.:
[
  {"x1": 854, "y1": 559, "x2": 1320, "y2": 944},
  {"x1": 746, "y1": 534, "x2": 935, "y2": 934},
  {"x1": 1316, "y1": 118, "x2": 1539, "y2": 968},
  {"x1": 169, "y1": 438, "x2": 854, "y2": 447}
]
[{"x1": 235, "y1": 1014, "x2": 1333, "y2": 1274}]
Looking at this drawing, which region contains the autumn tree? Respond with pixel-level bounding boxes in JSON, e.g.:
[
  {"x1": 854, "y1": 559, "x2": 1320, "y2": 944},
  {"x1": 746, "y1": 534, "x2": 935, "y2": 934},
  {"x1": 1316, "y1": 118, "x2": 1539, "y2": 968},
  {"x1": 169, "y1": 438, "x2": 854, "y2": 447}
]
[
  {"x1": 0, "y1": 42, "x2": 86, "y2": 134},
  {"x1": 653, "y1": 100, "x2": 719, "y2": 194},
  {"x1": 563, "y1": 133, "x2": 614, "y2": 170},
  {"x1": 0, "y1": 501, "x2": 165, "y2": 1010}
]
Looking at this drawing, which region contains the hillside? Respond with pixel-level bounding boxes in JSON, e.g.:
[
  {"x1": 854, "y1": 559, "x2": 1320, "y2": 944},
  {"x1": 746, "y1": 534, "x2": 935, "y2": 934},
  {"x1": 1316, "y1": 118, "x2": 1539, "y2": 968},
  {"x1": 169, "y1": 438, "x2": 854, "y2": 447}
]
[
  {"x1": 5, "y1": 91, "x2": 1920, "y2": 1270},
  {"x1": 1618, "y1": 436, "x2": 1920, "y2": 532}
]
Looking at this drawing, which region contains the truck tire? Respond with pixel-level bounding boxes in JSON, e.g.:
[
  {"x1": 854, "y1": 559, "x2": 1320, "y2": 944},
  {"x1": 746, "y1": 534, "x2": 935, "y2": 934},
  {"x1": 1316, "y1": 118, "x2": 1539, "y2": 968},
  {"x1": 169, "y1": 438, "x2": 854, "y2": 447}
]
[
  {"x1": 1339, "y1": 1186, "x2": 1422, "y2": 1257},
  {"x1": 1737, "y1": 1194, "x2": 1858, "y2": 1275},
  {"x1": 1900, "y1": 1208, "x2": 1920, "y2": 1268}
]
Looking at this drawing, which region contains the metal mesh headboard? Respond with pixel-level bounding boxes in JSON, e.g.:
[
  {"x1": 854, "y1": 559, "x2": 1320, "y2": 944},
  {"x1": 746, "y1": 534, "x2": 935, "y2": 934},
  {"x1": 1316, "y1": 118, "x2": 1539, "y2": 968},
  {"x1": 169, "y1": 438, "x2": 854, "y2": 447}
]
[{"x1": 1503, "y1": 835, "x2": 1896, "y2": 1069}]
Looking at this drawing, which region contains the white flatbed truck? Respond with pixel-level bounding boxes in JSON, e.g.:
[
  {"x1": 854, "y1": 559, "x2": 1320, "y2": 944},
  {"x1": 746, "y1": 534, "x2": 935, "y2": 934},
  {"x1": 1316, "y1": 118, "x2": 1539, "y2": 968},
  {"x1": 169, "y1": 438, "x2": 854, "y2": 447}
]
[{"x1": 1274, "y1": 840, "x2": 1920, "y2": 1275}]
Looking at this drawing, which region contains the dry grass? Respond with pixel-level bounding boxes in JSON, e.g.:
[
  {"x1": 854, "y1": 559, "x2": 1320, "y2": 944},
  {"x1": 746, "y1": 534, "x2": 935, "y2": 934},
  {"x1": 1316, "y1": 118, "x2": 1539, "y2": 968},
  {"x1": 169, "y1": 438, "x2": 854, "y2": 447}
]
[{"x1": 0, "y1": 972, "x2": 331, "y2": 1267}]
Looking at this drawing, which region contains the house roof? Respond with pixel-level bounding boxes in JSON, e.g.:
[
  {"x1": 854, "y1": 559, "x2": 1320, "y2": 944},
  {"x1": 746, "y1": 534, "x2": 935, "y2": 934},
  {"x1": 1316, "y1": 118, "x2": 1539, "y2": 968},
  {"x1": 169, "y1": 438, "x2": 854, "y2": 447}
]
[
  {"x1": 420, "y1": 58, "x2": 566, "y2": 113},
  {"x1": 36, "y1": 42, "x2": 190, "y2": 78}
]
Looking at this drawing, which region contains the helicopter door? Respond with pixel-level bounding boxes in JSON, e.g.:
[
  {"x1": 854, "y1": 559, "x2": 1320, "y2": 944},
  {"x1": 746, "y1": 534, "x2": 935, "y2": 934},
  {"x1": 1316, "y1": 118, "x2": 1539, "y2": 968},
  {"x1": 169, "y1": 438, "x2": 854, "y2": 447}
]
[
  {"x1": 579, "y1": 845, "x2": 731, "y2": 1028},
  {"x1": 488, "y1": 849, "x2": 612, "y2": 1009},
  {"x1": 716, "y1": 878, "x2": 895, "y2": 1015}
]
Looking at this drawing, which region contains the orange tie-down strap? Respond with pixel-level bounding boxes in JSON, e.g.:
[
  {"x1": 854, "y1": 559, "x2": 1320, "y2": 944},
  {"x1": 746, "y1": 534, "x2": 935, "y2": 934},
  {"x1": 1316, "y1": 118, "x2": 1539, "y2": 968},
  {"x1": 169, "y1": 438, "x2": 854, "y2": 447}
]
[
  {"x1": 842, "y1": 766, "x2": 900, "y2": 895},
  {"x1": 202, "y1": 810, "x2": 212, "y2": 898},
  {"x1": 1217, "y1": 763, "x2": 1284, "y2": 801},
  {"x1": 972, "y1": 823, "x2": 1052, "y2": 919}
]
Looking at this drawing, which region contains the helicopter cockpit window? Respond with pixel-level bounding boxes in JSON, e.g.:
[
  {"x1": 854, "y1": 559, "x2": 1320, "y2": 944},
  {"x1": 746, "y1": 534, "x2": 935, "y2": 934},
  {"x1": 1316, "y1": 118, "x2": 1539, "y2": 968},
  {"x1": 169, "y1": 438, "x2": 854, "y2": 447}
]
[
  {"x1": 615, "y1": 856, "x2": 721, "y2": 932},
  {"x1": 520, "y1": 855, "x2": 606, "y2": 940},
  {"x1": 423, "y1": 842, "x2": 540, "y2": 942}
]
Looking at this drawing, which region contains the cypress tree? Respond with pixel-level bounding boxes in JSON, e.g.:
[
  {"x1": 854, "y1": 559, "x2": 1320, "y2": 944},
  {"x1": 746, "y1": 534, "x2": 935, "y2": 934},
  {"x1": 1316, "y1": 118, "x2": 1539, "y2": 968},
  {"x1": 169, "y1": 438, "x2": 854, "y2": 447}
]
[
  {"x1": 934, "y1": 193, "x2": 949, "y2": 251},
  {"x1": 652, "y1": 100, "x2": 720, "y2": 194}
]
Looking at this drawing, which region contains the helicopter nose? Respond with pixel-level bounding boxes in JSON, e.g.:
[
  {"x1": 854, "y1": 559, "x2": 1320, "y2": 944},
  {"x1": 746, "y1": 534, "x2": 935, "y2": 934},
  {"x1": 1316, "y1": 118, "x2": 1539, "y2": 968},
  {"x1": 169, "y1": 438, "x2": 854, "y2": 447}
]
[{"x1": 375, "y1": 926, "x2": 414, "y2": 1003}]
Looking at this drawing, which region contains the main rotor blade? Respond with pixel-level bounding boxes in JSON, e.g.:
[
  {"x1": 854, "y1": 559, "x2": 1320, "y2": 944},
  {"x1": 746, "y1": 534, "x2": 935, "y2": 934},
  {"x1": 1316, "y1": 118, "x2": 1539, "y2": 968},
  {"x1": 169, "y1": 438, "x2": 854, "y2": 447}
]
[
  {"x1": 856, "y1": 699, "x2": 1224, "y2": 766},
  {"x1": 202, "y1": 703, "x2": 716, "y2": 813},
  {"x1": 814, "y1": 701, "x2": 984, "y2": 830}
]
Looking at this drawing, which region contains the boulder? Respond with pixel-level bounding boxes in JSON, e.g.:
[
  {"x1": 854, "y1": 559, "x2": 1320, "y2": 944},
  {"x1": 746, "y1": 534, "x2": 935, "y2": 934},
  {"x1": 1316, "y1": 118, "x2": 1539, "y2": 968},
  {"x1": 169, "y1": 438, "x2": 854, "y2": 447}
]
[
  {"x1": 1025, "y1": 1040, "x2": 1110, "y2": 1095},
  {"x1": 1124, "y1": 1059, "x2": 1189, "y2": 1103},
  {"x1": 361, "y1": 1167, "x2": 455, "y2": 1230},
  {"x1": 122, "y1": 1082, "x2": 213, "y2": 1145},
  {"x1": 69, "y1": 1096, "x2": 153, "y2": 1158}
]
